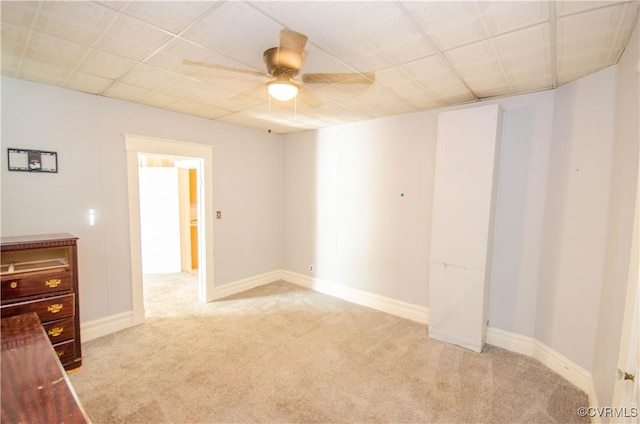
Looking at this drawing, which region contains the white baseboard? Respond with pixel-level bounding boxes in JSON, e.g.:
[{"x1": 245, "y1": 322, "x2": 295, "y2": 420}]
[
  {"x1": 210, "y1": 270, "x2": 282, "y2": 300},
  {"x1": 486, "y1": 327, "x2": 592, "y2": 395},
  {"x1": 81, "y1": 311, "x2": 134, "y2": 343},
  {"x1": 280, "y1": 270, "x2": 429, "y2": 325},
  {"x1": 486, "y1": 326, "x2": 535, "y2": 356}
]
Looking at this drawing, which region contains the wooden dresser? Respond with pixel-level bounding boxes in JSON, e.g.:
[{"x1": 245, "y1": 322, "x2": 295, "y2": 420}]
[{"x1": 1, "y1": 233, "x2": 82, "y2": 371}]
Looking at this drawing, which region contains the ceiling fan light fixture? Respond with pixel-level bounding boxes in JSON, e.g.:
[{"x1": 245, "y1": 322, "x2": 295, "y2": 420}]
[{"x1": 266, "y1": 78, "x2": 299, "y2": 101}]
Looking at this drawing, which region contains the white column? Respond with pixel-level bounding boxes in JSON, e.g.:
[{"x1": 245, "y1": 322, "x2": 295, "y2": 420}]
[{"x1": 428, "y1": 104, "x2": 503, "y2": 352}]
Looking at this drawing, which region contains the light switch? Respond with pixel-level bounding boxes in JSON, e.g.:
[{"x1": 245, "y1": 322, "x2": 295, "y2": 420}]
[{"x1": 216, "y1": 211, "x2": 222, "y2": 219}]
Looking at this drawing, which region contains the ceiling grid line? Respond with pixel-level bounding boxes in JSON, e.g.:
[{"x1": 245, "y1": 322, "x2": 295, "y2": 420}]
[
  {"x1": 395, "y1": 2, "x2": 480, "y2": 101},
  {"x1": 472, "y1": 1, "x2": 518, "y2": 97}
]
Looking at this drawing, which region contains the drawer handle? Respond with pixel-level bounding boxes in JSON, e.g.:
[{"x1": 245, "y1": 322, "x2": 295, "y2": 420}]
[
  {"x1": 9, "y1": 281, "x2": 18, "y2": 289},
  {"x1": 56, "y1": 350, "x2": 64, "y2": 358},
  {"x1": 47, "y1": 304, "x2": 63, "y2": 314},
  {"x1": 48, "y1": 327, "x2": 64, "y2": 337},
  {"x1": 45, "y1": 279, "x2": 62, "y2": 288}
]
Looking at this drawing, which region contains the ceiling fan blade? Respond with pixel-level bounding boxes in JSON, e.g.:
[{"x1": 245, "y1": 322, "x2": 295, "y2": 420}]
[
  {"x1": 279, "y1": 29, "x2": 308, "y2": 56},
  {"x1": 183, "y1": 59, "x2": 266, "y2": 78},
  {"x1": 301, "y1": 72, "x2": 376, "y2": 84}
]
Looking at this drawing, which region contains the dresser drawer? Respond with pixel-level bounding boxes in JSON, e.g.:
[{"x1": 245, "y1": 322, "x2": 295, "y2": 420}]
[
  {"x1": 52, "y1": 339, "x2": 76, "y2": 365},
  {"x1": 0, "y1": 294, "x2": 74, "y2": 323},
  {"x1": 1, "y1": 271, "x2": 72, "y2": 301},
  {"x1": 42, "y1": 317, "x2": 76, "y2": 344}
]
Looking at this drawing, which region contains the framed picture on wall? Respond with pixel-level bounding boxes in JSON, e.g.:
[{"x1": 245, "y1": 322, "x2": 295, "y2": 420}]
[{"x1": 7, "y1": 148, "x2": 58, "y2": 173}]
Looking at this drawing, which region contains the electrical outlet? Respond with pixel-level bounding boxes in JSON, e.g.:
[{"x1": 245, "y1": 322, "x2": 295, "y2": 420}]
[{"x1": 309, "y1": 265, "x2": 313, "y2": 272}]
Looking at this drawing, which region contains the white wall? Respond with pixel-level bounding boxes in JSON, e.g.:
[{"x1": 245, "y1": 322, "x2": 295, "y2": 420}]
[
  {"x1": 283, "y1": 89, "x2": 556, "y2": 341},
  {"x1": 592, "y1": 15, "x2": 640, "y2": 408},
  {"x1": 1, "y1": 77, "x2": 283, "y2": 322},
  {"x1": 536, "y1": 67, "x2": 617, "y2": 371},
  {"x1": 282, "y1": 111, "x2": 435, "y2": 306}
]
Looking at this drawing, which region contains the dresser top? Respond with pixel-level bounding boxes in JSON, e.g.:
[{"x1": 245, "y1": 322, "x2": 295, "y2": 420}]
[
  {"x1": 1, "y1": 312, "x2": 90, "y2": 423},
  {"x1": 1, "y1": 233, "x2": 78, "y2": 248}
]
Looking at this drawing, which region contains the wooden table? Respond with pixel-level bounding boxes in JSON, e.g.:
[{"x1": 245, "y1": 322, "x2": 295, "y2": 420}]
[{"x1": 1, "y1": 312, "x2": 91, "y2": 423}]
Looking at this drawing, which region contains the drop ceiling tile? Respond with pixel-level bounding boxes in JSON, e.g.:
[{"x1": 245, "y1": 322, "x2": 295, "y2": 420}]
[
  {"x1": 194, "y1": 84, "x2": 265, "y2": 112},
  {"x1": 216, "y1": 111, "x2": 295, "y2": 134},
  {"x1": 1, "y1": 53, "x2": 20, "y2": 77},
  {"x1": 557, "y1": 3, "x2": 639, "y2": 83},
  {"x1": 310, "y1": 82, "x2": 417, "y2": 118},
  {"x1": 139, "y1": 91, "x2": 182, "y2": 110},
  {"x1": 26, "y1": 32, "x2": 89, "y2": 70},
  {"x1": 0, "y1": 1, "x2": 39, "y2": 26},
  {"x1": 237, "y1": 101, "x2": 336, "y2": 132},
  {"x1": 158, "y1": 75, "x2": 212, "y2": 100},
  {"x1": 507, "y1": 69, "x2": 552, "y2": 93},
  {"x1": 63, "y1": 71, "x2": 112, "y2": 94},
  {"x1": 182, "y1": 2, "x2": 283, "y2": 71},
  {"x1": 15, "y1": 58, "x2": 69, "y2": 86},
  {"x1": 557, "y1": 50, "x2": 612, "y2": 84},
  {"x1": 94, "y1": 13, "x2": 172, "y2": 61},
  {"x1": 397, "y1": 56, "x2": 475, "y2": 103},
  {"x1": 120, "y1": 64, "x2": 177, "y2": 91},
  {"x1": 403, "y1": 1, "x2": 487, "y2": 51},
  {"x1": 34, "y1": 2, "x2": 116, "y2": 46},
  {"x1": 305, "y1": 100, "x2": 371, "y2": 126},
  {"x1": 491, "y1": 23, "x2": 552, "y2": 90},
  {"x1": 375, "y1": 67, "x2": 441, "y2": 109},
  {"x1": 0, "y1": 22, "x2": 33, "y2": 77},
  {"x1": 188, "y1": 70, "x2": 266, "y2": 99},
  {"x1": 77, "y1": 49, "x2": 137, "y2": 80},
  {"x1": 555, "y1": 1, "x2": 624, "y2": 18},
  {"x1": 168, "y1": 99, "x2": 230, "y2": 120},
  {"x1": 492, "y1": 24, "x2": 550, "y2": 70},
  {"x1": 304, "y1": 82, "x2": 375, "y2": 104},
  {"x1": 101, "y1": 81, "x2": 150, "y2": 102},
  {"x1": 120, "y1": 1, "x2": 216, "y2": 34},
  {"x1": 444, "y1": 39, "x2": 513, "y2": 96},
  {"x1": 217, "y1": 105, "x2": 309, "y2": 133},
  {"x1": 95, "y1": 2, "x2": 128, "y2": 12},
  {"x1": 476, "y1": 1, "x2": 549, "y2": 36},
  {"x1": 467, "y1": 77, "x2": 513, "y2": 98}
]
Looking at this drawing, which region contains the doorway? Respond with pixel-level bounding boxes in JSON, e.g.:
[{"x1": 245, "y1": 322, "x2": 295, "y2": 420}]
[
  {"x1": 125, "y1": 134, "x2": 215, "y2": 325},
  {"x1": 138, "y1": 155, "x2": 199, "y2": 274},
  {"x1": 138, "y1": 154, "x2": 200, "y2": 312}
]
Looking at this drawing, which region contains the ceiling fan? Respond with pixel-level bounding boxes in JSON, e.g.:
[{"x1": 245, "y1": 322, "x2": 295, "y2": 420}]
[{"x1": 183, "y1": 29, "x2": 375, "y2": 101}]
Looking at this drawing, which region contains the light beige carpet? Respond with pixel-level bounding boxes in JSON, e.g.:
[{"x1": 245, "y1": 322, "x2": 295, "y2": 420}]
[{"x1": 69, "y1": 273, "x2": 589, "y2": 423}]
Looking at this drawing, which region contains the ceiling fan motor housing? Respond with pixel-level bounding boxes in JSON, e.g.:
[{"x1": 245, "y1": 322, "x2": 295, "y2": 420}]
[{"x1": 263, "y1": 47, "x2": 300, "y2": 78}]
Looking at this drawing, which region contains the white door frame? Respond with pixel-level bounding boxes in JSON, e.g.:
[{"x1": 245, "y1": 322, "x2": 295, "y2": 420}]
[{"x1": 125, "y1": 134, "x2": 215, "y2": 325}]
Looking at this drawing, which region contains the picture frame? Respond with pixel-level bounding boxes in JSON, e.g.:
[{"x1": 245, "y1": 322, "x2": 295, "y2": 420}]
[{"x1": 7, "y1": 148, "x2": 58, "y2": 173}]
